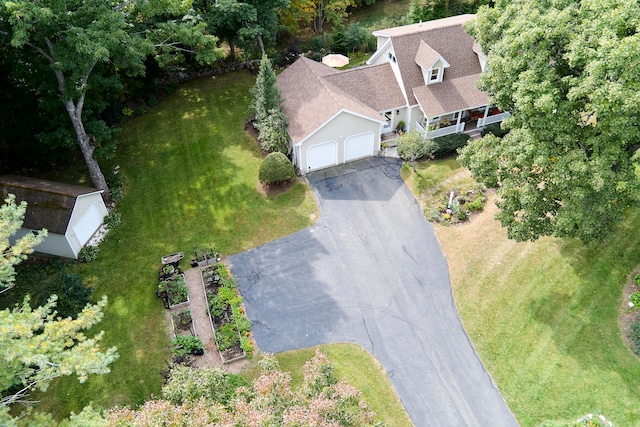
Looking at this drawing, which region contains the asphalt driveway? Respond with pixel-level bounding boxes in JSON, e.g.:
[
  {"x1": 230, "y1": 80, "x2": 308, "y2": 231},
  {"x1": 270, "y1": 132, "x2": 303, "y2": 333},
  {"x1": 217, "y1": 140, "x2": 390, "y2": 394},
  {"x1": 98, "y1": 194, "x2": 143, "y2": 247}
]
[{"x1": 229, "y1": 157, "x2": 518, "y2": 426}]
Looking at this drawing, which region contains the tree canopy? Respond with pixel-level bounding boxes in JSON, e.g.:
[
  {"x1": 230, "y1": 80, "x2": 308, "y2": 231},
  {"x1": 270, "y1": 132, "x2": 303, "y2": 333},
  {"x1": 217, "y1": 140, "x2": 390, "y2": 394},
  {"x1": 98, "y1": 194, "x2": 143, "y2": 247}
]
[
  {"x1": 0, "y1": 196, "x2": 117, "y2": 409},
  {"x1": 0, "y1": 0, "x2": 221, "y2": 201},
  {"x1": 459, "y1": 0, "x2": 640, "y2": 242}
]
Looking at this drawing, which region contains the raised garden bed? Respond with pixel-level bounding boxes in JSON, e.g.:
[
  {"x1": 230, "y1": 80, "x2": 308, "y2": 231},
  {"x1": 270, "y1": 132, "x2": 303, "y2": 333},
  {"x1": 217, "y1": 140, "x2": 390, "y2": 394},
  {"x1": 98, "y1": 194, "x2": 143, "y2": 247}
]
[
  {"x1": 201, "y1": 263, "x2": 253, "y2": 363},
  {"x1": 170, "y1": 308, "x2": 196, "y2": 337},
  {"x1": 191, "y1": 247, "x2": 221, "y2": 267},
  {"x1": 157, "y1": 274, "x2": 189, "y2": 309}
]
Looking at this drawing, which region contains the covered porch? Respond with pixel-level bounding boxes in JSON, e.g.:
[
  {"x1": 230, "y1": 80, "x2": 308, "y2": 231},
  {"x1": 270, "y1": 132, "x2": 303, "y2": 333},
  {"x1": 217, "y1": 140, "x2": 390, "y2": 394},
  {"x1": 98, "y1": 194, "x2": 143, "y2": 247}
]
[{"x1": 415, "y1": 105, "x2": 509, "y2": 139}]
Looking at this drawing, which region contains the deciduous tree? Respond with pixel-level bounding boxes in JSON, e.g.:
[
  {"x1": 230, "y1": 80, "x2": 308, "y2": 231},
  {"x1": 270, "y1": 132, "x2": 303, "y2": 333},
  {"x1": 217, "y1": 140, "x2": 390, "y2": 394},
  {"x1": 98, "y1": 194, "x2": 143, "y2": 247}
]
[
  {"x1": 397, "y1": 131, "x2": 437, "y2": 172},
  {"x1": 0, "y1": 0, "x2": 221, "y2": 201},
  {"x1": 459, "y1": 0, "x2": 640, "y2": 242}
]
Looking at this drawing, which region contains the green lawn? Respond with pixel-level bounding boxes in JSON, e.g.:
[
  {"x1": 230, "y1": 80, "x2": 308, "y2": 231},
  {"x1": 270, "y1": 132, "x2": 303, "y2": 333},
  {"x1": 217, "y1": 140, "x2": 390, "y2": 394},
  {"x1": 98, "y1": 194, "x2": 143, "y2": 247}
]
[
  {"x1": 241, "y1": 344, "x2": 413, "y2": 427},
  {"x1": 28, "y1": 71, "x2": 318, "y2": 418},
  {"x1": 403, "y1": 158, "x2": 640, "y2": 426}
]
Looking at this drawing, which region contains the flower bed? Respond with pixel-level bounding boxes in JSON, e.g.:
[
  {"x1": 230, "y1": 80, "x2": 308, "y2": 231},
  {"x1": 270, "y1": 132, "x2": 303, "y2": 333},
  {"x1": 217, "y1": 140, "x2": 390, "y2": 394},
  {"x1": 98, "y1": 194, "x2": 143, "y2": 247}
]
[
  {"x1": 426, "y1": 184, "x2": 486, "y2": 224},
  {"x1": 201, "y1": 263, "x2": 253, "y2": 363}
]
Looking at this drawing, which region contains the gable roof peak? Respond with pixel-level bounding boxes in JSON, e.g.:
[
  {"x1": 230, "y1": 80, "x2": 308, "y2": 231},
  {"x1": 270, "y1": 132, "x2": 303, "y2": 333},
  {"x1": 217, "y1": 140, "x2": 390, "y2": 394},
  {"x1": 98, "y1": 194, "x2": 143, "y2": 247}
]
[{"x1": 415, "y1": 40, "x2": 450, "y2": 70}]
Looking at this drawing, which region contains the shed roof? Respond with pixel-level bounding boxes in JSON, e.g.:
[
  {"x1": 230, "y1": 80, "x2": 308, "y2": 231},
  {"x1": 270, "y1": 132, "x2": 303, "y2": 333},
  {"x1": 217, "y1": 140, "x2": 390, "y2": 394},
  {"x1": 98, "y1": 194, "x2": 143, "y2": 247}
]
[{"x1": 0, "y1": 175, "x2": 102, "y2": 234}]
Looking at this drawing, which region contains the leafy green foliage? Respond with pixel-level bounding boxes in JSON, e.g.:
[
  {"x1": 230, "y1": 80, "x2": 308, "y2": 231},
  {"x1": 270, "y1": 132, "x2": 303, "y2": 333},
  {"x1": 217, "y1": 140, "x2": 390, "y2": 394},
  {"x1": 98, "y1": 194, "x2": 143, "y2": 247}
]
[
  {"x1": 461, "y1": 0, "x2": 640, "y2": 242},
  {"x1": 107, "y1": 350, "x2": 381, "y2": 426},
  {"x1": 259, "y1": 152, "x2": 295, "y2": 184},
  {"x1": 103, "y1": 212, "x2": 121, "y2": 229},
  {"x1": 408, "y1": 0, "x2": 489, "y2": 23},
  {"x1": 162, "y1": 365, "x2": 248, "y2": 406},
  {"x1": 481, "y1": 123, "x2": 509, "y2": 138},
  {"x1": 397, "y1": 130, "x2": 437, "y2": 171},
  {"x1": 0, "y1": 194, "x2": 45, "y2": 291},
  {"x1": 171, "y1": 335, "x2": 204, "y2": 357},
  {"x1": 432, "y1": 133, "x2": 470, "y2": 158},
  {"x1": 630, "y1": 292, "x2": 640, "y2": 307},
  {"x1": 77, "y1": 245, "x2": 100, "y2": 263},
  {"x1": 257, "y1": 109, "x2": 289, "y2": 154},
  {"x1": 634, "y1": 274, "x2": 640, "y2": 286},
  {"x1": 628, "y1": 321, "x2": 640, "y2": 356},
  {"x1": 0, "y1": 0, "x2": 221, "y2": 199},
  {"x1": 0, "y1": 295, "x2": 118, "y2": 407},
  {"x1": 250, "y1": 55, "x2": 289, "y2": 154},
  {"x1": 343, "y1": 23, "x2": 376, "y2": 52}
]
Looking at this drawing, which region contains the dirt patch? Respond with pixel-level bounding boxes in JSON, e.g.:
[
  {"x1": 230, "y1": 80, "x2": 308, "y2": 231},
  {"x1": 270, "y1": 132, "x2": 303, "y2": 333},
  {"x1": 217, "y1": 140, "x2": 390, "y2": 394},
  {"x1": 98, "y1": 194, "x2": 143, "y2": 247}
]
[
  {"x1": 256, "y1": 179, "x2": 295, "y2": 196},
  {"x1": 619, "y1": 271, "x2": 640, "y2": 353}
]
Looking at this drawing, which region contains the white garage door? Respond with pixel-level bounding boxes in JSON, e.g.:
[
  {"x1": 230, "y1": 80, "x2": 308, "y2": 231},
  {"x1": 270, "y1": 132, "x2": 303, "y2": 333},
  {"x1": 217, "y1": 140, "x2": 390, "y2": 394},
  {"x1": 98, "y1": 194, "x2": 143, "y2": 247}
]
[
  {"x1": 72, "y1": 203, "x2": 104, "y2": 246},
  {"x1": 344, "y1": 132, "x2": 374, "y2": 162},
  {"x1": 307, "y1": 141, "x2": 337, "y2": 171}
]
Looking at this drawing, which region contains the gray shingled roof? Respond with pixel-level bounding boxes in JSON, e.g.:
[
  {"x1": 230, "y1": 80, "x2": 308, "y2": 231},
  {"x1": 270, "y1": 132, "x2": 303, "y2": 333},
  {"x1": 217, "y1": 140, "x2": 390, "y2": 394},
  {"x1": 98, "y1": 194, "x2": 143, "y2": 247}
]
[
  {"x1": 377, "y1": 14, "x2": 481, "y2": 107},
  {"x1": 277, "y1": 57, "x2": 387, "y2": 144},
  {"x1": 0, "y1": 175, "x2": 101, "y2": 234}
]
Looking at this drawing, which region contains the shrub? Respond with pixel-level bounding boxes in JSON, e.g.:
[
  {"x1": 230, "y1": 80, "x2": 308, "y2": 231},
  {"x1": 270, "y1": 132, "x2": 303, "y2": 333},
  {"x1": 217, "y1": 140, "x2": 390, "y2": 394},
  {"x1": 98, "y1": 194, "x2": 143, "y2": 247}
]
[
  {"x1": 628, "y1": 321, "x2": 640, "y2": 355},
  {"x1": 397, "y1": 130, "x2": 438, "y2": 171},
  {"x1": 259, "y1": 152, "x2": 295, "y2": 184},
  {"x1": 78, "y1": 245, "x2": 100, "y2": 263},
  {"x1": 634, "y1": 274, "x2": 640, "y2": 286},
  {"x1": 162, "y1": 365, "x2": 248, "y2": 405},
  {"x1": 104, "y1": 211, "x2": 121, "y2": 229},
  {"x1": 257, "y1": 108, "x2": 289, "y2": 154},
  {"x1": 433, "y1": 133, "x2": 471, "y2": 158},
  {"x1": 106, "y1": 165, "x2": 125, "y2": 203},
  {"x1": 344, "y1": 23, "x2": 376, "y2": 52},
  {"x1": 481, "y1": 123, "x2": 510, "y2": 138},
  {"x1": 630, "y1": 292, "x2": 640, "y2": 307},
  {"x1": 466, "y1": 197, "x2": 484, "y2": 212},
  {"x1": 172, "y1": 335, "x2": 204, "y2": 357}
]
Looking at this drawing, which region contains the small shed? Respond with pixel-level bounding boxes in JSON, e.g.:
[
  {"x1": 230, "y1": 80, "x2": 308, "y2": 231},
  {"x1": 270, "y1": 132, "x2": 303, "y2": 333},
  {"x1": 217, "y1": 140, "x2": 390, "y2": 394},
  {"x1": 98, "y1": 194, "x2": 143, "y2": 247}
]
[{"x1": 0, "y1": 175, "x2": 108, "y2": 259}]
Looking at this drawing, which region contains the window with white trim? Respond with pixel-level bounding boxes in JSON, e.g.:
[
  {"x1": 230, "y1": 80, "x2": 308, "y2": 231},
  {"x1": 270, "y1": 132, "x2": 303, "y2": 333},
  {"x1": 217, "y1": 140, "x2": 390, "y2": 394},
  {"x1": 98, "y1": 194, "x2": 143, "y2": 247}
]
[{"x1": 430, "y1": 68, "x2": 440, "y2": 82}]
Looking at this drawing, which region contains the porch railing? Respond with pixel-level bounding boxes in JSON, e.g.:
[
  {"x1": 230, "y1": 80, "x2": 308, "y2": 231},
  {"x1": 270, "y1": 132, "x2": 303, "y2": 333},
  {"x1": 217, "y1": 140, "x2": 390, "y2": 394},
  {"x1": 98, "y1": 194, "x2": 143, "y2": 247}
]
[
  {"x1": 478, "y1": 111, "x2": 510, "y2": 127},
  {"x1": 426, "y1": 122, "x2": 466, "y2": 139}
]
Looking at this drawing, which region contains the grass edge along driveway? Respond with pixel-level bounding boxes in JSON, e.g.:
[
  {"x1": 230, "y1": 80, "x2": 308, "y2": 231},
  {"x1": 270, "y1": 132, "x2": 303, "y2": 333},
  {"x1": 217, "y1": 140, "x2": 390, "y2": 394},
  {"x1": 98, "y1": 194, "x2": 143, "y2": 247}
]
[
  {"x1": 31, "y1": 71, "x2": 320, "y2": 418},
  {"x1": 402, "y1": 159, "x2": 640, "y2": 426}
]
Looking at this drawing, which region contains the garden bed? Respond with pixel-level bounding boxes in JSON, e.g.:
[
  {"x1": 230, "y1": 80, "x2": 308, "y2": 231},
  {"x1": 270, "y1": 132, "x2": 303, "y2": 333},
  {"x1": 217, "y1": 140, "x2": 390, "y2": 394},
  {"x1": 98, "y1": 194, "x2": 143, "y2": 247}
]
[
  {"x1": 161, "y1": 274, "x2": 189, "y2": 309},
  {"x1": 201, "y1": 263, "x2": 253, "y2": 364},
  {"x1": 170, "y1": 308, "x2": 196, "y2": 338}
]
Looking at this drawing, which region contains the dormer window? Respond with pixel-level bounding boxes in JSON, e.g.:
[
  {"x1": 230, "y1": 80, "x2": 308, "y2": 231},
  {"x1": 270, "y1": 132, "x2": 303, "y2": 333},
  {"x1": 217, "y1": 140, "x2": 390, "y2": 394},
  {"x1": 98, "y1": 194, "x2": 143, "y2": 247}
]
[{"x1": 415, "y1": 40, "x2": 449, "y2": 85}]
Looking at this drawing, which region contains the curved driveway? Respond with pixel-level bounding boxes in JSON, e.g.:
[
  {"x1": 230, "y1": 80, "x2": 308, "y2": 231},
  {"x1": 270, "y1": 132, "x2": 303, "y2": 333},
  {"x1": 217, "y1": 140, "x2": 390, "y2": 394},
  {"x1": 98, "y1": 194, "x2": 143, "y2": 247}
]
[{"x1": 229, "y1": 157, "x2": 517, "y2": 426}]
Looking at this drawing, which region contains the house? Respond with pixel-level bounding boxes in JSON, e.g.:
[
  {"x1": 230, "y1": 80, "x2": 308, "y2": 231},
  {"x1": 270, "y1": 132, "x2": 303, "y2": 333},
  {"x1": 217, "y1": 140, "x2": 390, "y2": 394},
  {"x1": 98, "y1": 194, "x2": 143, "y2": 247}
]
[
  {"x1": 277, "y1": 14, "x2": 509, "y2": 174},
  {"x1": 0, "y1": 175, "x2": 108, "y2": 259}
]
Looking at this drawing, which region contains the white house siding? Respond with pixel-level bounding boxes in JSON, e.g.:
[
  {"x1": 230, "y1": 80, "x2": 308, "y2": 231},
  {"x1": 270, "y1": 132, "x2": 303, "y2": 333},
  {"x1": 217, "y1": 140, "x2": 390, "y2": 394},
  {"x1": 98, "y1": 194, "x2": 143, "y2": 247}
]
[
  {"x1": 299, "y1": 112, "x2": 381, "y2": 174},
  {"x1": 13, "y1": 228, "x2": 76, "y2": 259},
  {"x1": 67, "y1": 193, "x2": 108, "y2": 256}
]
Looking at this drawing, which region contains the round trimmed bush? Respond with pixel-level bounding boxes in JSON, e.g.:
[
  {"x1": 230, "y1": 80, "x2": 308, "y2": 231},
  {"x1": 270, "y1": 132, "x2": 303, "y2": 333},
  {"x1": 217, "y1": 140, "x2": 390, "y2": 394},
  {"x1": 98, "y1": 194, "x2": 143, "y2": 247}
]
[{"x1": 259, "y1": 152, "x2": 295, "y2": 184}]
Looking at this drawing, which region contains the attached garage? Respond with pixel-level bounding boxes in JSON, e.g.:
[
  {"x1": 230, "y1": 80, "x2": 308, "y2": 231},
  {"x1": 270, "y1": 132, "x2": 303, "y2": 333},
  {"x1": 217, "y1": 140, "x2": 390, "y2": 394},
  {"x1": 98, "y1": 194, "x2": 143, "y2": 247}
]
[
  {"x1": 297, "y1": 112, "x2": 383, "y2": 174},
  {"x1": 0, "y1": 175, "x2": 108, "y2": 259},
  {"x1": 344, "y1": 132, "x2": 374, "y2": 162},
  {"x1": 307, "y1": 141, "x2": 338, "y2": 172}
]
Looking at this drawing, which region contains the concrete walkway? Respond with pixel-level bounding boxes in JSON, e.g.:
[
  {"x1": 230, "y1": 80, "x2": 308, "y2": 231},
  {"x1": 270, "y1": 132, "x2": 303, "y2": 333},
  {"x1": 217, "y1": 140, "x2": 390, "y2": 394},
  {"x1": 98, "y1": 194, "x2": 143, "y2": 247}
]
[{"x1": 229, "y1": 157, "x2": 518, "y2": 426}]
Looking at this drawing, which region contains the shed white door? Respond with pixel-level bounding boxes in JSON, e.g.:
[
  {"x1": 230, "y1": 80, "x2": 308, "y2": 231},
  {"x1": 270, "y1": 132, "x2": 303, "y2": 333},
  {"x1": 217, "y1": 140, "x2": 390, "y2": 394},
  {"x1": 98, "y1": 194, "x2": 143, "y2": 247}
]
[
  {"x1": 307, "y1": 141, "x2": 337, "y2": 171},
  {"x1": 72, "y1": 202, "x2": 104, "y2": 245},
  {"x1": 344, "y1": 132, "x2": 374, "y2": 161}
]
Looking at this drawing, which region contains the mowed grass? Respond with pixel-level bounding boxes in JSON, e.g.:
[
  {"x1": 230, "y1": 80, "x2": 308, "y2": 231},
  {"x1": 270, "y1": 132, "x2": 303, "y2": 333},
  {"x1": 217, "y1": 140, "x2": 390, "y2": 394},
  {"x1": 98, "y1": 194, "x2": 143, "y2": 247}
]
[
  {"x1": 241, "y1": 344, "x2": 413, "y2": 427},
  {"x1": 403, "y1": 158, "x2": 640, "y2": 426},
  {"x1": 31, "y1": 70, "x2": 318, "y2": 418}
]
